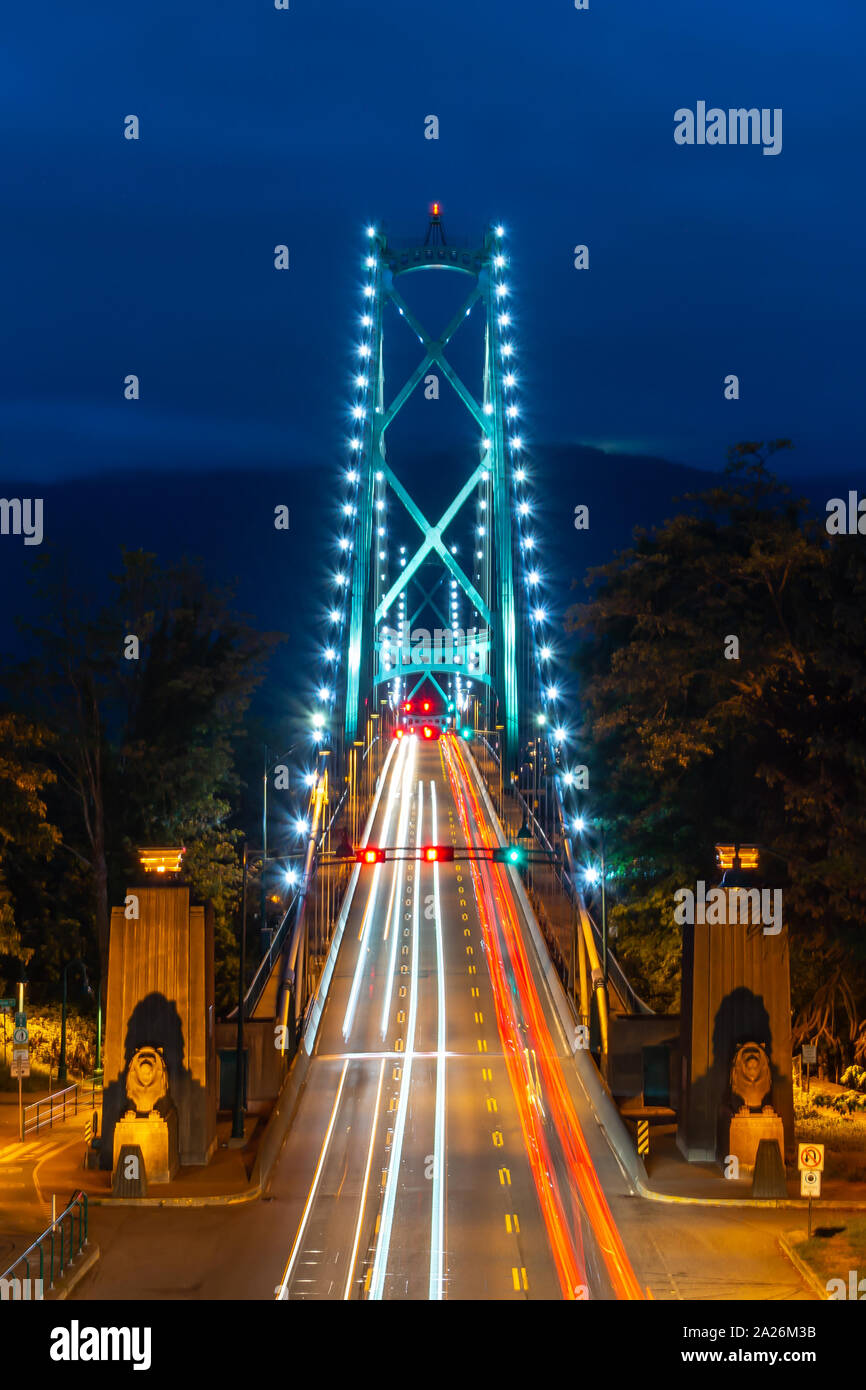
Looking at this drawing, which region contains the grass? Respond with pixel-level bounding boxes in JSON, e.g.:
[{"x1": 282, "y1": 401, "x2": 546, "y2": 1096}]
[
  {"x1": 793, "y1": 1087, "x2": 866, "y2": 1179},
  {"x1": 790, "y1": 1216, "x2": 866, "y2": 1296}
]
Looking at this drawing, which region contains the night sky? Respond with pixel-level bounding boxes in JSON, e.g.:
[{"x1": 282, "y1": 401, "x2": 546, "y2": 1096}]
[{"x1": 4, "y1": 1, "x2": 863, "y2": 486}]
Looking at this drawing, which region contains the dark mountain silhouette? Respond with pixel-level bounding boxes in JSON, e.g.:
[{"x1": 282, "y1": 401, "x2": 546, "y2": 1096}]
[{"x1": 0, "y1": 447, "x2": 851, "y2": 725}]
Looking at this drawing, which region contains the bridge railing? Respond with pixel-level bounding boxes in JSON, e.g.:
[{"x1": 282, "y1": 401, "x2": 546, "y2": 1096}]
[
  {"x1": 476, "y1": 734, "x2": 651, "y2": 1017},
  {"x1": 0, "y1": 1190, "x2": 89, "y2": 1297},
  {"x1": 275, "y1": 732, "x2": 386, "y2": 1054}
]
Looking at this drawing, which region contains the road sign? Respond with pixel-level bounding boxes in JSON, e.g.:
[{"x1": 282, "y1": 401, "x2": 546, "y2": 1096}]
[
  {"x1": 12, "y1": 1027, "x2": 28, "y2": 1046},
  {"x1": 0, "y1": 998, "x2": 15, "y2": 1009},
  {"x1": 798, "y1": 1142, "x2": 825, "y2": 1171},
  {"x1": 10, "y1": 1053, "x2": 30, "y2": 1078},
  {"x1": 801, "y1": 1169, "x2": 821, "y2": 1198},
  {"x1": 636, "y1": 1120, "x2": 649, "y2": 1156},
  {"x1": 801, "y1": 1045, "x2": 817, "y2": 1065},
  {"x1": 14, "y1": 1012, "x2": 26, "y2": 1029}
]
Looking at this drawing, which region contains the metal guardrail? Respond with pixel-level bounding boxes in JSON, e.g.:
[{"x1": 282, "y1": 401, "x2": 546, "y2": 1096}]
[
  {"x1": 240, "y1": 779, "x2": 354, "y2": 1022},
  {"x1": 23, "y1": 1083, "x2": 81, "y2": 1137},
  {"x1": 0, "y1": 1190, "x2": 89, "y2": 1298},
  {"x1": 477, "y1": 735, "x2": 651, "y2": 1016}
]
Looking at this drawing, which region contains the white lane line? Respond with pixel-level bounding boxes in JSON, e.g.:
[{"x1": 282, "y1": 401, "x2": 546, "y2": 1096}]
[
  {"x1": 428, "y1": 776, "x2": 447, "y2": 1301},
  {"x1": 342, "y1": 736, "x2": 409, "y2": 1042},
  {"x1": 378, "y1": 735, "x2": 417, "y2": 1038},
  {"x1": 343, "y1": 1055, "x2": 386, "y2": 1300},
  {"x1": 276, "y1": 1059, "x2": 350, "y2": 1300},
  {"x1": 369, "y1": 780, "x2": 423, "y2": 1301},
  {"x1": 306, "y1": 736, "x2": 401, "y2": 1054}
]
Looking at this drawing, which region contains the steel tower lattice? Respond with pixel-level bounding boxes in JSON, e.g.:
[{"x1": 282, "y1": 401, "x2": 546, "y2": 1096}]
[{"x1": 338, "y1": 213, "x2": 524, "y2": 769}]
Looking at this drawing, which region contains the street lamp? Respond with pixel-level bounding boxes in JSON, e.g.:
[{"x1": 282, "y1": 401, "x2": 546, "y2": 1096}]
[
  {"x1": 575, "y1": 817, "x2": 609, "y2": 986},
  {"x1": 262, "y1": 742, "x2": 296, "y2": 938},
  {"x1": 58, "y1": 958, "x2": 92, "y2": 1084},
  {"x1": 232, "y1": 840, "x2": 249, "y2": 1141}
]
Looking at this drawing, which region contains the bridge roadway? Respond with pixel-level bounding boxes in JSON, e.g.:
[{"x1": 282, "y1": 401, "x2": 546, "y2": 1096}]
[{"x1": 274, "y1": 733, "x2": 642, "y2": 1300}]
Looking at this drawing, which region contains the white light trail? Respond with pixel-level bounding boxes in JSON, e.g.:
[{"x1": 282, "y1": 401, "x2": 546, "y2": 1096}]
[
  {"x1": 343, "y1": 1056, "x2": 386, "y2": 1300},
  {"x1": 428, "y1": 777, "x2": 447, "y2": 1301},
  {"x1": 341, "y1": 734, "x2": 408, "y2": 1041},
  {"x1": 378, "y1": 736, "x2": 417, "y2": 1037},
  {"x1": 275, "y1": 1059, "x2": 349, "y2": 1299},
  {"x1": 369, "y1": 780, "x2": 423, "y2": 1300}
]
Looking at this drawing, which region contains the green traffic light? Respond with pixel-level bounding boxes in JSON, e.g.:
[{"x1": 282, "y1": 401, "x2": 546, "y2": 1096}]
[{"x1": 460, "y1": 726, "x2": 473, "y2": 740}]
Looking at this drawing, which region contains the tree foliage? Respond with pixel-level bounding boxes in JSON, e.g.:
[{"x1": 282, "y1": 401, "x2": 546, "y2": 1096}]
[
  {"x1": 6, "y1": 549, "x2": 281, "y2": 1009},
  {"x1": 567, "y1": 442, "x2": 866, "y2": 1054}
]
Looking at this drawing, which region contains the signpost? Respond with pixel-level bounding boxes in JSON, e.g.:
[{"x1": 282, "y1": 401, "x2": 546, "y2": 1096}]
[
  {"x1": 798, "y1": 1143, "x2": 824, "y2": 1236},
  {"x1": 801, "y1": 1044, "x2": 817, "y2": 1092}
]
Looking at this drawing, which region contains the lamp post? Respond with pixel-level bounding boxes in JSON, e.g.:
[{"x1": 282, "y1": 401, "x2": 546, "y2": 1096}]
[
  {"x1": 94, "y1": 980, "x2": 103, "y2": 1086},
  {"x1": 495, "y1": 723, "x2": 504, "y2": 819},
  {"x1": 58, "y1": 958, "x2": 91, "y2": 1084},
  {"x1": 575, "y1": 816, "x2": 609, "y2": 987},
  {"x1": 261, "y1": 742, "x2": 296, "y2": 943},
  {"x1": 232, "y1": 840, "x2": 249, "y2": 1141}
]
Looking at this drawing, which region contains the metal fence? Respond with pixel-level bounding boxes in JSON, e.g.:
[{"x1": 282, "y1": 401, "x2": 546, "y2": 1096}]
[
  {"x1": 476, "y1": 733, "x2": 651, "y2": 1016},
  {"x1": 23, "y1": 1083, "x2": 81, "y2": 1137},
  {"x1": 0, "y1": 1190, "x2": 89, "y2": 1297}
]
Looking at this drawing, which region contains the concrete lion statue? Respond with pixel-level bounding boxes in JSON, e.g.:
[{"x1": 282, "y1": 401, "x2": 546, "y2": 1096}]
[
  {"x1": 730, "y1": 1041, "x2": 772, "y2": 1110},
  {"x1": 125, "y1": 1045, "x2": 169, "y2": 1116}
]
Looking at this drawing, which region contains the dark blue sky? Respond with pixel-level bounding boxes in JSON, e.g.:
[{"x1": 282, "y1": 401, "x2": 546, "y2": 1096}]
[{"x1": 3, "y1": 1, "x2": 863, "y2": 483}]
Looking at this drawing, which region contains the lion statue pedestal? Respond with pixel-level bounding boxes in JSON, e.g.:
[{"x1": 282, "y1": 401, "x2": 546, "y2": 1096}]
[
  {"x1": 727, "y1": 1042, "x2": 784, "y2": 1171},
  {"x1": 112, "y1": 1046, "x2": 179, "y2": 1184}
]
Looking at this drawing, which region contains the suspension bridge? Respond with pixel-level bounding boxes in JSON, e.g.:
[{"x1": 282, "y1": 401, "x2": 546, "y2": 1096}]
[{"x1": 246, "y1": 209, "x2": 650, "y2": 1301}]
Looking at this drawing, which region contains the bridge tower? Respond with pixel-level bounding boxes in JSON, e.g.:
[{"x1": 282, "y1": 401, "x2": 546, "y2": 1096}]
[{"x1": 331, "y1": 209, "x2": 540, "y2": 773}]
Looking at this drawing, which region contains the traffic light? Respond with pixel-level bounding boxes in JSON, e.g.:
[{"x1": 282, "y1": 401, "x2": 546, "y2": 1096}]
[
  {"x1": 492, "y1": 845, "x2": 527, "y2": 867},
  {"x1": 460, "y1": 726, "x2": 473, "y2": 740},
  {"x1": 357, "y1": 847, "x2": 386, "y2": 865},
  {"x1": 421, "y1": 845, "x2": 454, "y2": 863}
]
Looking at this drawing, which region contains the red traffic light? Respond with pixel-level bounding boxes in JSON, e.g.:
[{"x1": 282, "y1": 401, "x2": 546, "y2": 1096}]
[
  {"x1": 357, "y1": 847, "x2": 386, "y2": 865},
  {"x1": 422, "y1": 845, "x2": 454, "y2": 863}
]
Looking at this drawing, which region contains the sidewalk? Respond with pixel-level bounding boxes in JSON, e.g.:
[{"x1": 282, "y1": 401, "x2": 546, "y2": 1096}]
[
  {"x1": 36, "y1": 1112, "x2": 262, "y2": 1207},
  {"x1": 0, "y1": 1086, "x2": 94, "y2": 1268},
  {"x1": 635, "y1": 1129, "x2": 866, "y2": 1208}
]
